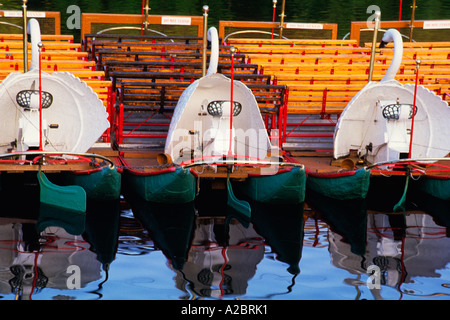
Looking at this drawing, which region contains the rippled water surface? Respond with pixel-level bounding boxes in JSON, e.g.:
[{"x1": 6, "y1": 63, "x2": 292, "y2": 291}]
[{"x1": 0, "y1": 196, "x2": 448, "y2": 301}]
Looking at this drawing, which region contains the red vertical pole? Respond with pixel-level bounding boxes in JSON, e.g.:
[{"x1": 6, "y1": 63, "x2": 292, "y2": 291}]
[
  {"x1": 119, "y1": 103, "x2": 124, "y2": 145},
  {"x1": 38, "y1": 43, "x2": 43, "y2": 151},
  {"x1": 283, "y1": 88, "x2": 288, "y2": 143},
  {"x1": 228, "y1": 48, "x2": 235, "y2": 157},
  {"x1": 271, "y1": 0, "x2": 277, "y2": 40},
  {"x1": 398, "y1": 0, "x2": 403, "y2": 32},
  {"x1": 278, "y1": 103, "x2": 283, "y2": 147},
  {"x1": 408, "y1": 60, "x2": 420, "y2": 158}
]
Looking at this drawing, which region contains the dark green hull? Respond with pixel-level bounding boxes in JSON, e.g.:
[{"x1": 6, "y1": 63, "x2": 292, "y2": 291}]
[
  {"x1": 251, "y1": 201, "x2": 305, "y2": 275},
  {"x1": 125, "y1": 190, "x2": 196, "y2": 270},
  {"x1": 241, "y1": 166, "x2": 306, "y2": 204},
  {"x1": 306, "y1": 168, "x2": 371, "y2": 200},
  {"x1": 67, "y1": 165, "x2": 122, "y2": 200},
  {"x1": 418, "y1": 176, "x2": 450, "y2": 201},
  {"x1": 123, "y1": 166, "x2": 196, "y2": 203},
  {"x1": 306, "y1": 187, "x2": 367, "y2": 256}
]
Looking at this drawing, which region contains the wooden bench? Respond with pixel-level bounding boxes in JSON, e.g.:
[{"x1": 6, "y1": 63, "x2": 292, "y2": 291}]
[
  {"x1": 228, "y1": 38, "x2": 357, "y2": 45},
  {"x1": 0, "y1": 50, "x2": 88, "y2": 60},
  {"x1": 89, "y1": 41, "x2": 232, "y2": 62},
  {"x1": 0, "y1": 70, "x2": 110, "y2": 110},
  {"x1": 273, "y1": 63, "x2": 449, "y2": 77},
  {"x1": 0, "y1": 59, "x2": 96, "y2": 71},
  {"x1": 246, "y1": 55, "x2": 450, "y2": 70},
  {"x1": 83, "y1": 33, "x2": 209, "y2": 52},
  {"x1": 235, "y1": 45, "x2": 371, "y2": 55},
  {"x1": 0, "y1": 41, "x2": 81, "y2": 51},
  {"x1": 113, "y1": 81, "x2": 288, "y2": 144},
  {"x1": 102, "y1": 60, "x2": 259, "y2": 77},
  {"x1": 282, "y1": 81, "x2": 450, "y2": 115},
  {"x1": 0, "y1": 69, "x2": 105, "y2": 78},
  {"x1": 0, "y1": 34, "x2": 74, "y2": 42},
  {"x1": 227, "y1": 38, "x2": 358, "y2": 47},
  {"x1": 95, "y1": 49, "x2": 246, "y2": 69},
  {"x1": 285, "y1": 84, "x2": 363, "y2": 115},
  {"x1": 241, "y1": 42, "x2": 449, "y2": 115},
  {"x1": 364, "y1": 41, "x2": 450, "y2": 49},
  {"x1": 108, "y1": 70, "x2": 272, "y2": 91}
]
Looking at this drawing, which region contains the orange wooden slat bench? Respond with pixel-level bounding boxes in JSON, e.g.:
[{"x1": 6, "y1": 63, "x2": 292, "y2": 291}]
[
  {"x1": 0, "y1": 34, "x2": 74, "y2": 42},
  {"x1": 0, "y1": 41, "x2": 81, "y2": 51},
  {"x1": 227, "y1": 38, "x2": 358, "y2": 47}
]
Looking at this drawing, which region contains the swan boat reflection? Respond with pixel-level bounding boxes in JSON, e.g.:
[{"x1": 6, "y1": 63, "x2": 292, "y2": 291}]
[{"x1": 328, "y1": 212, "x2": 450, "y2": 299}]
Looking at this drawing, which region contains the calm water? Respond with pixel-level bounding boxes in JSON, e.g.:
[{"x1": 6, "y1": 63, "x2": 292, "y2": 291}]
[
  {"x1": 0, "y1": 0, "x2": 449, "y2": 304},
  {"x1": 0, "y1": 194, "x2": 448, "y2": 301}
]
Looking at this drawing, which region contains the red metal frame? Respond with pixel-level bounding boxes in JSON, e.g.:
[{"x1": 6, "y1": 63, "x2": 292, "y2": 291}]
[{"x1": 114, "y1": 102, "x2": 172, "y2": 145}]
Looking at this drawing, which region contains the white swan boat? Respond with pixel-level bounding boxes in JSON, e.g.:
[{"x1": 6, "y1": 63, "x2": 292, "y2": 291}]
[
  {"x1": 333, "y1": 28, "x2": 450, "y2": 205},
  {"x1": 0, "y1": 19, "x2": 121, "y2": 215},
  {"x1": 120, "y1": 27, "x2": 306, "y2": 225}
]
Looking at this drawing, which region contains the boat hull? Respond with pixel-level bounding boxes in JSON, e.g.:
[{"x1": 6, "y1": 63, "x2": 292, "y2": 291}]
[
  {"x1": 240, "y1": 166, "x2": 306, "y2": 204},
  {"x1": 306, "y1": 168, "x2": 371, "y2": 200},
  {"x1": 0, "y1": 165, "x2": 121, "y2": 204},
  {"x1": 306, "y1": 187, "x2": 367, "y2": 256},
  {"x1": 367, "y1": 171, "x2": 450, "y2": 212},
  {"x1": 67, "y1": 165, "x2": 122, "y2": 201},
  {"x1": 251, "y1": 201, "x2": 305, "y2": 274},
  {"x1": 122, "y1": 166, "x2": 196, "y2": 203},
  {"x1": 418, "y1": 175, "x2": 450, "y2": 201},
  {"x1": 125, "y1": 190, "x2": 196, "y2": 270}
]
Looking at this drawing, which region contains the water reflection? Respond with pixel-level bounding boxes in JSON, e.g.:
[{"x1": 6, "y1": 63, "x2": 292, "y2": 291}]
[
  {"x1": 173, "y1": 217, "x2": 265, "y2": 299},
  {"x1": 306, "y1": 188, "x2": 367, "y2": 256},
  {"x1": 0, "y1": 191, "x2": 447, "y2": 300},
  {"x1": 0, "y1": 221, "x2": 99, "y2": 300},
  {"x1": 327, "y1": 212, "x2": 450, "y2": 299},
  {"x1": 125, "y1": 196, "x2": 305, "y2": 299},
  {"x1": 0, "y1": 199, "x2": 121, "y2": 300},
  {"x1": 306, "y1": 188, "x2": 450, "y2": 300},
  {"x1": 123, "y1": 191, "x2": 196, "y2": 270}
]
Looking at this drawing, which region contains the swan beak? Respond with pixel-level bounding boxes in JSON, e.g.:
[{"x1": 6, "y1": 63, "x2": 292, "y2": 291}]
[{"x1": 379, "y1": 41, "x2": 388, "y2": 48}]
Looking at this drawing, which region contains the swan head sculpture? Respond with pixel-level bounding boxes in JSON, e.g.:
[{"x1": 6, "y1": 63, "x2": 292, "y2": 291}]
[
  {"x1": 380, "y1": 28, "x2": 397, "y2": 48},
  {"x1": 379, "y1": 29, "x2": 404, "y2": 82}
]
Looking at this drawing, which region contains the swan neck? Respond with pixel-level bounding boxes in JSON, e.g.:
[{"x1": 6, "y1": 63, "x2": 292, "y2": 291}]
[
  {"x1": 27, "y1": 19, "x2": 42, "y2": 72},
  {"x1": 206, "y1": 27, "x2": 219, "y2": 76},
  {"x1": 381, "y1": 32, "x2": 403, "y2": 82}
]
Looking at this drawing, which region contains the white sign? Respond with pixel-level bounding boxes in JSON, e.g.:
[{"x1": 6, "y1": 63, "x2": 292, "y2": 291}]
[
  {"x1": 286, "y1": 22, "x2": 323, "y2": 30},
  {"x1": 423, "y1": 20, "x2": 450, "y2": 29},
  {"x1": 161, "y1": 16, "x2": 192, "y2": 26},
  {"x1": 2, "y1": 10, "x2": 47, "y2": 18}
]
